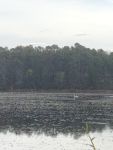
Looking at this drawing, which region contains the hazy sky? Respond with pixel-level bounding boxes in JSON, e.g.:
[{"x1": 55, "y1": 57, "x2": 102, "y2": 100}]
[{"x1": 0, "y1": 0, "x2": 113, "y2": 51}]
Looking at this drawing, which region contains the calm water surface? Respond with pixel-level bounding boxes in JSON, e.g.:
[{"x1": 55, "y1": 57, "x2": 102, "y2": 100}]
[
  {"x1": 0, "y1": 128, "x2": 113, "y2": 150},
  {"x1": 0, "y1": 92, "x2": 113, "y2": 150}
]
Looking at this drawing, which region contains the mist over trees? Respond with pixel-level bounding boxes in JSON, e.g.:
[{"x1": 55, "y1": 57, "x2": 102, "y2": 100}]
[{"x1": 0, "y1": 43, "x2": 113, "y2": 90}]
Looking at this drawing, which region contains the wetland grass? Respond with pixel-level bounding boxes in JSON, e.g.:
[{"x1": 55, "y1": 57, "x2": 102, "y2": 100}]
[{"x1": 85, "y1": 123, "x2": 96, "y2": 150}]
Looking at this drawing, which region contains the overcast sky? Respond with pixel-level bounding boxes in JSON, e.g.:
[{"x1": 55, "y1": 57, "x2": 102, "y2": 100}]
[{"x1": 0, "y1": 0, "x2": 113, "y2": 51}]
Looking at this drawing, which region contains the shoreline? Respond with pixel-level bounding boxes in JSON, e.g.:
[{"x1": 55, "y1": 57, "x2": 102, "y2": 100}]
[{"x1": 1, "y1": 89, "x2": 113, "y2": 94}]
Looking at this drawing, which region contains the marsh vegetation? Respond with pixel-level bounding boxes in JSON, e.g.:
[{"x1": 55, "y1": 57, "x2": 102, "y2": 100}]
[{"x1": 0, "y1": 92, "x2": 112, "y2": 149}]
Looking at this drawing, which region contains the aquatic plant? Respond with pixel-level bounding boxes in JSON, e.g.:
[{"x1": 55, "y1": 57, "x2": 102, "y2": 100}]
[{"x1": 85, "y1": 123, "x2": 96, "y2": 150}]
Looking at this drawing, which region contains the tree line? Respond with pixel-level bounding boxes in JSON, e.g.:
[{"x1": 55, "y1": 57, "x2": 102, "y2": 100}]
[{"x1": 0, "y1": 43, "x2": 113, "y2": 90}]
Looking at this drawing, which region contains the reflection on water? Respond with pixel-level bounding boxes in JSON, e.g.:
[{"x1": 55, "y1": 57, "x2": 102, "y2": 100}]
[
  {"x1": 0, "y1": 92, "x2": 113, "y2": 137},
  {"x1": 0, "y1": 127, "x2": 113, "y2": 150}
]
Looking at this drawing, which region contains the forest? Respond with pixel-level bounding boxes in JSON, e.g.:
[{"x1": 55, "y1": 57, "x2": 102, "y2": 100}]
[{"x1": 0, "y1": 43, "x2": 113, "y2": 90}]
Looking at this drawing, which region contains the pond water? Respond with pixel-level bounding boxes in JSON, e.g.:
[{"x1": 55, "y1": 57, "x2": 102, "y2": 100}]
[
  {"x1": 0, "y1": 127, "x2": 113, "y2": 150},
  {"x1": 0, "y1": 92, "x2": 113, "y2": 150}
]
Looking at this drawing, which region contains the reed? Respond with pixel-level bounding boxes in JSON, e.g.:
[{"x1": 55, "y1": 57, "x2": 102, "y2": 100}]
[{"x1": 85, "y1": 123, "x2": 96, "y2": 150}]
